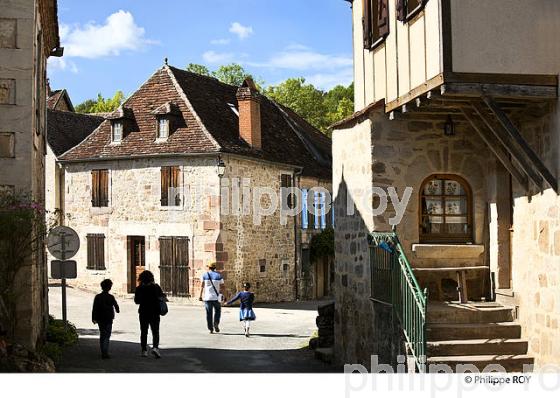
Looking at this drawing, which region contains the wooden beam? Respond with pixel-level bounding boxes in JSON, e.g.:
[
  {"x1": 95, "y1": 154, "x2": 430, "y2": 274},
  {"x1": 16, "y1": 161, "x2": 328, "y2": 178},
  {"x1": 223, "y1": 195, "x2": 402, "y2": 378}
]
[
  {"x1": 462, "y1": 108, "x2": 529, "y2": 191},
  {"x1": 444, "y1": 72, "x2": 558, "y2": 87},
  {"x1": 471, "y1": 101, "x2": 544, "y2": 189},
  {"x1": 483, "y1": 97, "x2": 558, "y2": 193},
  {"x1": 441, "y1": 83, "x2": 557, "y2": 100},
  {"x1": 385, "y1": 74, "x2": 445, "y2": 113}
]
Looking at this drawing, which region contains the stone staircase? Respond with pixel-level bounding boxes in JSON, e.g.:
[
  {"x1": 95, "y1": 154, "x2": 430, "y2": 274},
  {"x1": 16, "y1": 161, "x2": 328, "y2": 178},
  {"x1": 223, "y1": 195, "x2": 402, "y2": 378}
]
[
  {"x1": 425, "y1": 302, "x2": 534, "y2": 372},
  {"x1": 412, "y1": 262, "x2": 534, "y2": 372}
]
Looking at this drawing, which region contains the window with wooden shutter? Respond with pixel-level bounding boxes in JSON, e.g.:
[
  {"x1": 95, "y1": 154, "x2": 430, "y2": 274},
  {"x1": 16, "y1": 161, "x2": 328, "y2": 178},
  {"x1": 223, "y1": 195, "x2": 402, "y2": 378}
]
[
  {"x1": 87, "y1": 234, "x2": 106, "y2": 270},
  {"x1": 91, "y1": 169, "x2": 109, "y2": 207},
  {"x1": 161, "y1": 166, "x2": 181, "y2": 206},
  {"x1": 280, "y1": 173, "x2": 294, "y2": 209},
  {"x1": 397, "y1": 0, "x2": 428, "y2": 22},
  {"x1": 363, "y1": 0, "x2": 389, "y2": 50}
]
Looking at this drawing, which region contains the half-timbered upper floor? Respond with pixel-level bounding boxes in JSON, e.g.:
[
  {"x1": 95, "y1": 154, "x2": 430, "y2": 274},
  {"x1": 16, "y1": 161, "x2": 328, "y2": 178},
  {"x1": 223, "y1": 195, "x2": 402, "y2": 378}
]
[{"x1": 350, "y1": 0, "x2": 560, "y2": 113}]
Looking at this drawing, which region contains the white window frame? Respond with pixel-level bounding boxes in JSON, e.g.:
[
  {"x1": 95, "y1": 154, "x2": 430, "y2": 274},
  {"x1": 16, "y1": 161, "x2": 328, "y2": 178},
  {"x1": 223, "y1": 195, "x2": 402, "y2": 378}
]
[
  {"x1": 111, "y1": 121, "x2": 123, "y2": 143},
  {"x1": 157, "y1": 117, "x2": 169, "y2": 140}
]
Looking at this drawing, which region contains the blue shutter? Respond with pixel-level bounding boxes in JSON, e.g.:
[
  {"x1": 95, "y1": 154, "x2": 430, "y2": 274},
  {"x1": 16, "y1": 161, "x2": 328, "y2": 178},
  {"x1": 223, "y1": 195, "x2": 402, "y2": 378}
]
[
  {"x1": 331, "y1": 203, "x2": 335, "y2": 227},
  {"x1": 301, "y1": 189, "x2": 308, "y2": 229},
  {"x1": 314, "y1": 191, "x2": 320, "y2": 229},
  {"x1": 320, "y1": 192, "x2": 326, "y2": 229}
]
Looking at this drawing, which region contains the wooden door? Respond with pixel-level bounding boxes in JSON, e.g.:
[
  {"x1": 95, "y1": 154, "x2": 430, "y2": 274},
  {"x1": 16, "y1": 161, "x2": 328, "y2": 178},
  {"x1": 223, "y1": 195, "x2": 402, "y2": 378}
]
[{"x1": 127, "y1": 236, "x2": 145, "y2": 293}]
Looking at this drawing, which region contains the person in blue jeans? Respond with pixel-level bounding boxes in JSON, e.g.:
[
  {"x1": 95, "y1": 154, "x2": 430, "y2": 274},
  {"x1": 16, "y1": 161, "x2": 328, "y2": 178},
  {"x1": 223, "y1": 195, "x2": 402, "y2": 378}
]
[
  {"x1": 227, "y1": 282, "x2": 256, "y2": 337},
  {"x1": 92, "y1": 279, "x2": 120, "y2": 359},
  {"x1": 198, "y1": 263, "x2": 225, "y2": 334}
]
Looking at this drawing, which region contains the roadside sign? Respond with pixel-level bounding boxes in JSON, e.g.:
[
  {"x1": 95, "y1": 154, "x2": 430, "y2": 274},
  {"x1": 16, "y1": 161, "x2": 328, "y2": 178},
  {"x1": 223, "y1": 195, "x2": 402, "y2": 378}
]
[
  {"x1": 47, "y1": 226, "x2": 80, "y2": 260},
  {"x1": 51, "y1": 260, "x2": 77, "y2": 279}
]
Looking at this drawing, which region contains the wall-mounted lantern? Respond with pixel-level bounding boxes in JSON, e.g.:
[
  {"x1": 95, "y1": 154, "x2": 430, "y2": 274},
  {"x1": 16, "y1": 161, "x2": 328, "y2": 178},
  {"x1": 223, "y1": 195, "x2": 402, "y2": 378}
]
[
  {"x1": 444, "y1": 115, "x2": 455, "y2": 137},
  {"x1": 217, "y1": 156, "x2": 226, "y2": 177}
]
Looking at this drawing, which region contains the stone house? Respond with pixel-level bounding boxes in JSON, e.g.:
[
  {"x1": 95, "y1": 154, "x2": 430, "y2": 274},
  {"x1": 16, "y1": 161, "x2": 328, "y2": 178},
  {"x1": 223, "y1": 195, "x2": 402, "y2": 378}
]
[
  {"x1": 57, "y1": 63, "x2": 332, "y2": 302},
  {"x1": 45, "y1": 106, "x2": 104, "y2": 225},
  {"x1": 0, "y1": 0, "x2": 62, "y2": 349},
  {"x1": 332, "y1": 0, "x2": 560, "y2": 371}
]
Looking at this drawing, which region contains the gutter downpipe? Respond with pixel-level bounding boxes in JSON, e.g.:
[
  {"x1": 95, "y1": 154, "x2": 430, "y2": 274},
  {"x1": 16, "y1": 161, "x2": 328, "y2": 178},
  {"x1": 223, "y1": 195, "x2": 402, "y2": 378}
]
[{"x1": 293, "y1": 166, "x2": 304, "y2": 301}]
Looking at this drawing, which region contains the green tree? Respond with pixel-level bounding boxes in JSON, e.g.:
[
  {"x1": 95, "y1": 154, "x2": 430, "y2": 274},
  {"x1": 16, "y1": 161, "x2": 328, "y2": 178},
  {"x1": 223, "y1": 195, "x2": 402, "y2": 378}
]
[
  {"x1": 212, "y1": 63, "x2": 262, "y2": 87},
  {"x1": 186, "y1": 63, "x2": 211, "y2": 76},
  {"x1": 265, "y1": 78, "x2": 329, "y2": 132},
  {"x1": 75, "y1": 90, "x2": 125, "y2": 114}
]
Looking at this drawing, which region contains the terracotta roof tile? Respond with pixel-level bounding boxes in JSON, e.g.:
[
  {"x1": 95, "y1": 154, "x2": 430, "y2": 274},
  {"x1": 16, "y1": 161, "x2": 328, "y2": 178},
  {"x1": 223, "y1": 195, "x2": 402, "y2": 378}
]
[{"x1": 47, "y1": 109, "x2": 104, "y2": 157}]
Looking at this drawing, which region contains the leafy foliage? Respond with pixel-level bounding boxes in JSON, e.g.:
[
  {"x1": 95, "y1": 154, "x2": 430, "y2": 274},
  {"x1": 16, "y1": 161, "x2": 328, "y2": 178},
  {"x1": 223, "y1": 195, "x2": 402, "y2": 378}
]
[
  {"x1": 46, "y1": 315, "x2": 78, "y2": 347},
  {"x1": 75, "y1": 90, "x2": 125, "y2": 114},
  {"x1": 309, "y1": 227, "x2": 335, "y2": 263},
  {"x1": 0, "y1": 192, "x2": 49, "y2": 338},
  {"x1": 265, "y1": 79, "x2": 354, "y2": 134},
  {"x1": 187, "y1": 62, "x2": 263, "y2": 89},
  {"x1": 186, "y1": 63, "x2": 211, "y2": 76}
]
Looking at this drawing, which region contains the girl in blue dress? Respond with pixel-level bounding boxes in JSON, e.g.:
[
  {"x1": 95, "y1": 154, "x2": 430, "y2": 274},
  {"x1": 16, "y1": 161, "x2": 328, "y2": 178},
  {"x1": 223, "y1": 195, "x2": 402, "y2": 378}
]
[{"x1": 227, "y1": 282, "x2": 256, "y2": 337}]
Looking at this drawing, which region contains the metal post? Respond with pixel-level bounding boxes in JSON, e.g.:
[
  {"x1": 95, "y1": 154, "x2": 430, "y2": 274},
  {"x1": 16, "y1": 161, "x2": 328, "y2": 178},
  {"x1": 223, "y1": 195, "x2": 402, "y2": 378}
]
[{"x1": 60, "y1": 231, "x2": 67, "y2": 331}]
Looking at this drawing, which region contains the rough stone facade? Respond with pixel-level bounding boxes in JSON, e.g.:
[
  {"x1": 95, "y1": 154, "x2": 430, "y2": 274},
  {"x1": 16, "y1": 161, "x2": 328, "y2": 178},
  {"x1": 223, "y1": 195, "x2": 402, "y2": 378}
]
[
  {"x1": 62, "y1": 153, "x2": 332, "y2": 304},
  {"x1": 63, "y1": 156, "x2": 220, "y2": 296},
  {"x1": 0, "y1": 0, "x2": 60, "y2": 350},
  {"x1": 332, "y1": 107, "x2": 493, "y2": 368},
  {"x1": 500, "y1": 105, "x2": 560, "y2": 369}
]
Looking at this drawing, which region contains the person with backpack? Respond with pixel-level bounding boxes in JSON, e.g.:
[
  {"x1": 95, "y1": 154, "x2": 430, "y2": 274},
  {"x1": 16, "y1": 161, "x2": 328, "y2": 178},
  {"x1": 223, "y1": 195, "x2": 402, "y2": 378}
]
[
  {"x1": 92, "y1": 279, "x2": 120, "y2": 359},
  {"x1": 134, "y1": 270, "x2": 166, "y2": 358},
  {"x1": 198, "y1": 263, "x2": 225, "y2": 334}
]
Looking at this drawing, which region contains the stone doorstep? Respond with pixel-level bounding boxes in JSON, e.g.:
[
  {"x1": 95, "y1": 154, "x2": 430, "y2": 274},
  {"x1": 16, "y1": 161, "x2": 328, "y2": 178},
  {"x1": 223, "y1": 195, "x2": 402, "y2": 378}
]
[
  {"x1": 412, "y1": 244, "x2": 485, "y2": 259},
  {"x1": 427, "y1": 302, "x2": 515, "y2": 324},
  {"x1": 427, "y1": 354, "x2": 534, "y2": 372}
]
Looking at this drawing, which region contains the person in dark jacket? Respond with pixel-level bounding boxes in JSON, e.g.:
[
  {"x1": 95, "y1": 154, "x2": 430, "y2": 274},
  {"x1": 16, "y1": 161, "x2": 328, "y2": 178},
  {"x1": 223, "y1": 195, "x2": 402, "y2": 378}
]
[
  {"x1": 226, "y1": 282, "x2": 256, "y2": 337},
  {"x1": 134, "y1": 270, "x2": 165, "y2": 358},
  {"x1": 92, "y1": 279, "x2": 120, "y2": 359}
]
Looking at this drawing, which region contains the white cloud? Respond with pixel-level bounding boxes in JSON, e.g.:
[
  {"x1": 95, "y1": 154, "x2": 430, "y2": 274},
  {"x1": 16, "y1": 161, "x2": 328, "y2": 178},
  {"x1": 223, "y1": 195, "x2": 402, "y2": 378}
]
[
  {"x1": 229, "y1": 22, "x2": 253, "y2": 40},
  {"x1": 202, "y1": 51, "x2": 235, "y2": 64},
  {"x1": 60, "y1": 10, "x2": 156, "y2": 59},
  {"x1": 305, "y1": 68, "x2": 354, "y2": 90},
  {"x1": 251, "y1": 49, "x2": 352, "y2": 71},
  {"x1": 211, "y1": 38, "x2": 231, "y2": 45},
  {"x1": 47, "y1": 57, "x2": 79, "y2": 74}
]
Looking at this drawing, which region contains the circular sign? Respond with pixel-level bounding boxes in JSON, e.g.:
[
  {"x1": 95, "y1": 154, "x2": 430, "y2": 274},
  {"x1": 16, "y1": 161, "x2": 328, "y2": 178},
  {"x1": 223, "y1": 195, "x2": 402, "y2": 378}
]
[{"x1": 47, "y1": 226, "x2": 80, "y2": 260}]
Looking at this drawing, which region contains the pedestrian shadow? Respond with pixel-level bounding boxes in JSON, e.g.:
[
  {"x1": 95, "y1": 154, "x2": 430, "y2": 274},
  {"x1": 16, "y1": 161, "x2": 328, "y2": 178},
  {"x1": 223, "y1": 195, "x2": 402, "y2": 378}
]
[
  {"x1": 77, "y1": 328, "x2": 126, "y2": 336},
  {"x1": 219, "y1": 332, "x2": 310, "y2": 338},
  {"x1": 56, "y1": 338, "x2": 341, "y2": 373}
]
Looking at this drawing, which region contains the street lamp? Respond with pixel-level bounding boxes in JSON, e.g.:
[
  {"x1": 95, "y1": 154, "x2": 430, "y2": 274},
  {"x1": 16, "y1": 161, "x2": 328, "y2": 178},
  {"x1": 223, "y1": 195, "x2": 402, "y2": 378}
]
[{"x1": 216, "y1": 156, "x2": 226, "y2": 177}]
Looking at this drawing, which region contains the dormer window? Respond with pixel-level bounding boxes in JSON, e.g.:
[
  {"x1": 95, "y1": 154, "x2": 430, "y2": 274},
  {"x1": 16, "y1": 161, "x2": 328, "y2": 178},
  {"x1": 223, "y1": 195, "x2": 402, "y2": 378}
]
[
  {"x1": 112, "y1": 121, "x2": 123, "y2": 143},
  {"x1": 157, "y1": 118, "x2": 169, "y2": 140}
]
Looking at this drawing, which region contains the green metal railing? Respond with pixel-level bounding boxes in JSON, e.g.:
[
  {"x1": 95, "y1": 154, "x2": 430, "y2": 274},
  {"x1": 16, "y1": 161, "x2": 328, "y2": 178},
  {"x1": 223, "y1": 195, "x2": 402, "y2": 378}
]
[{"x1": 369, "y1": 230, "x2": 428, "y2": 373}]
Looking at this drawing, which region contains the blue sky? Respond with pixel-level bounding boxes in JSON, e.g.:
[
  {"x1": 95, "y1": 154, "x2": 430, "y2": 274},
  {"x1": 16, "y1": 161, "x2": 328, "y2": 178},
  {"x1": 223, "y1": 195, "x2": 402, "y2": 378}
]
[{"x1": 48, "y1": 0, "x2": 353, "y2": 105}]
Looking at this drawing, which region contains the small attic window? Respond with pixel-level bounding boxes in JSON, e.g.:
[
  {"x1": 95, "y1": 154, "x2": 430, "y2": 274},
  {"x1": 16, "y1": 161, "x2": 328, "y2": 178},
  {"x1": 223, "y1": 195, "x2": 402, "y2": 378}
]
[
  {"x1": 111, "y1": 121, "x2": 123, "y2": 143},
  {"x1": 227, "y1": 103, "x2": 239, "y2": 117},
  {"x1": 157, "y1": 118, "x2": 169, "y2": 140}
]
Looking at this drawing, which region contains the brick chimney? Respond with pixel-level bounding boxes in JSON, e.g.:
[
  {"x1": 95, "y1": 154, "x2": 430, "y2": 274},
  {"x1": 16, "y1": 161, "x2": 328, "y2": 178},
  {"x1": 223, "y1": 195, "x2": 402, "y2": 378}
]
[{"x1": 236, "y1": 77, "x2": 261, "y2": 149}]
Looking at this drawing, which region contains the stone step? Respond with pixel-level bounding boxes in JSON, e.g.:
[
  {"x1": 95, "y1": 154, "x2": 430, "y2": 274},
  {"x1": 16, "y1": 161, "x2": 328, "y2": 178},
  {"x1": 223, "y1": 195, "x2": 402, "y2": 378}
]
[
  {"x1": 427, "y1": 338, "x2": 529, "y2": 357},
  {"x1": 314, "y1": 347, "x2": 334, "y2": 364},
  {"x1": 427, "y1": 302, "x2": 514, "y2": 324},
  {"x1": 414, "y1": 266, "x2": 489, "y2": 272},
  {"x1": 427, "y1": 354, "x2": 534, "y2": 373},
  {"x1": 427, "y1": 322, "x2": 522, "y2": 341}
]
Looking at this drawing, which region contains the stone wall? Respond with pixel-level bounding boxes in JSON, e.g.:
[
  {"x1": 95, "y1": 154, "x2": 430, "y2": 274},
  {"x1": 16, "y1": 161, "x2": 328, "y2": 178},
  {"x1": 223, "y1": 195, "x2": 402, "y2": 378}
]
[
  {"x1": 500, "y1": 103, "x2": 560, "y2": 368},
  {"x1": 0, "y1": 0, "x2": 53, "y2": 349},
  {"x1": 219, "y1": 155, "x2": 297, "y2": 302},
  {"x1": 63, "y1": 156, "x2": 220, "y2": 296},
  {"x1": 332, "y1": 107, "x2": 492, "y2": 368}
]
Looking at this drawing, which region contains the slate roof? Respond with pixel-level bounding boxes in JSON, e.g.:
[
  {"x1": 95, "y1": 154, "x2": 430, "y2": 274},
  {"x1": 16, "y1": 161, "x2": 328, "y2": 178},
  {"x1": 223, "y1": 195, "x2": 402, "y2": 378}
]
[
  {"x1": 47, "y1": 89, "x2": 75, "y2": 112},
  {"x1": 59, "y1": 64, "x2": 331, "y2": 179},
  {"x1": 47, "y1": 109, "x2": 104, "y2": 157}
]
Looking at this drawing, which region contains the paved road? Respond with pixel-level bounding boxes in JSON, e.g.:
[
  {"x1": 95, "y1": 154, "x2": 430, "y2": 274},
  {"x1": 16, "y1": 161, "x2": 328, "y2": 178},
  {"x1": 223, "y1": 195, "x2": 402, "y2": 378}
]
[{"x1": 49, "y1": 285, "x2": 339, "y2": 373}]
